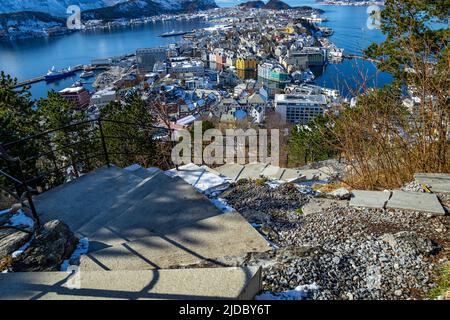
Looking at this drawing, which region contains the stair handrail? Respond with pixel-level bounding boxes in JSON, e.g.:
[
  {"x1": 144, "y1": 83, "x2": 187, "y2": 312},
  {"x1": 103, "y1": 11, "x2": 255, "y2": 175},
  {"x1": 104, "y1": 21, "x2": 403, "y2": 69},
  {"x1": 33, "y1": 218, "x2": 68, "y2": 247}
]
[{"x1": 0, "y1": 144, "x2": 41, "y2": 228}]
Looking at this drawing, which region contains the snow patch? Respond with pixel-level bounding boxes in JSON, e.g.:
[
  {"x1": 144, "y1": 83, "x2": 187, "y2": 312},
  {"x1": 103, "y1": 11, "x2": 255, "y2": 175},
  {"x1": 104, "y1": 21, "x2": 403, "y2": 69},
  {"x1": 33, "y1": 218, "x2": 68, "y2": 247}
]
[
  {"x1": 210, "y1": 198, "x2": 235, "y2": 213},
  {"x1": 265, "y1": 180, "x2": 284, "y2": 189},
  {"x1": 6, "y1": 209, "x2": 35, "y2": 229},
  {"x1": 255, "y1": 284, "x2": 320, "y2": 300},
  {"x1": 166, "y1": 163, "x2": 229, "y2": 195},
  {"x1": 60, "y1": 238, "x2": 89, "y2": 271},
  {"x1": 11, "y1": 236, "x2": 34, "y2": 258}
]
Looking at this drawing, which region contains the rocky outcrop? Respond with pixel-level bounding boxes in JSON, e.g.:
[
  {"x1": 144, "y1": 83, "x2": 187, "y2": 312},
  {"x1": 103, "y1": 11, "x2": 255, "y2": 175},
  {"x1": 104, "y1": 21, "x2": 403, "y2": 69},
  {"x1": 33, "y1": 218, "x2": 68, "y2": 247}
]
[
  {"x1": 0, "y1": 229, "x2": 31, "y2": 259},
  {"x1": 12, "y1": 220, "x2": 78, "y2": 272},
  {"x1": 264, "y1": 0, "x2": 291, "y2": 10},
  {"x1": 238, "y1": 1, "x2": 266, "y2": 9}
]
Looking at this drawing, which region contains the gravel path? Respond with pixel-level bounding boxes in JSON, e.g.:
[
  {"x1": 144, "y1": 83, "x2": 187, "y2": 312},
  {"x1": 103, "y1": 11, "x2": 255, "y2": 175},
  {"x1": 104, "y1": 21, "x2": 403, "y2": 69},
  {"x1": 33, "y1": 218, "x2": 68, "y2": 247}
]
[{"x1": 222, "y1": 181, "x2": 450, "y2": 300}]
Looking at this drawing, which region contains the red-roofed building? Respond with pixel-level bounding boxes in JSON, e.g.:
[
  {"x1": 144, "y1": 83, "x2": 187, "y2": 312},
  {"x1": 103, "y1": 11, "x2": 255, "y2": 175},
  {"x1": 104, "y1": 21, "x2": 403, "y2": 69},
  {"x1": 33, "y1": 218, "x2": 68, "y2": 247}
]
[{"x1": 59, "y1": 86, "x2": 90, "y2": 109}]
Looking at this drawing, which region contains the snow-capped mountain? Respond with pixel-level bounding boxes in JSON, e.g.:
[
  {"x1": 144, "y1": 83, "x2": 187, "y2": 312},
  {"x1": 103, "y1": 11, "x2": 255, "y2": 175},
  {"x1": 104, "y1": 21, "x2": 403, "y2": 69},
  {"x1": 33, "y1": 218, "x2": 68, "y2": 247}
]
[
  {"x1": 0, "y1": 1, "x2": 128, "y2": 16},
  {"x1": 0, "y1": 0, "x2": 217, "y2": 18},
  {"x1": 82, "y1": 0, "x2": 218, "y2": 20}
]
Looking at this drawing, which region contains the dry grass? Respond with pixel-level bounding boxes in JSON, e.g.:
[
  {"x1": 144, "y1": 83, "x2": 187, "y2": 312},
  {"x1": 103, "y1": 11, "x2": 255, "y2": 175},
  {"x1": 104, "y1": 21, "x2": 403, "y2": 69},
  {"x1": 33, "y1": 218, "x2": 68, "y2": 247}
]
[
  {"x1": 0, "y1": 256, "x2": 13, "y2": 272},
  {"x1": 312, "y1": 182, "x2": 352, "y2": 193},
  {"x1": 0, "y1": 192, "x2": 15, "y2": 211}
]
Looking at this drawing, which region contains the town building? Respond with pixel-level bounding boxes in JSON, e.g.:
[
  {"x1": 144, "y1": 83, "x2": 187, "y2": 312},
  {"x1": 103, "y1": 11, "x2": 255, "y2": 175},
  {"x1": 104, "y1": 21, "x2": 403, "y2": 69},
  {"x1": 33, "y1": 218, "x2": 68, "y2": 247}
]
[
  {"x1": 274, "y1": 93, "x2": 328, "y2": 124},
  {"x1": 236, "y1": 56, "x2": 258, "y2": 71},
  {"x1": 90, "y1": 87, "x2": 117, "y2": 108},
  {"x1": 59, "y1": 86, "x2": 91, "y2": 109},
  {"x1": 136, "y1": 48, "x2": 167, "y2": 74},
  {"x1": 258, "y1": 62, "x2": 291, "y2": 83},
  {"x1": 170, "y1": 59, "x2": 205, "y2": 78}
]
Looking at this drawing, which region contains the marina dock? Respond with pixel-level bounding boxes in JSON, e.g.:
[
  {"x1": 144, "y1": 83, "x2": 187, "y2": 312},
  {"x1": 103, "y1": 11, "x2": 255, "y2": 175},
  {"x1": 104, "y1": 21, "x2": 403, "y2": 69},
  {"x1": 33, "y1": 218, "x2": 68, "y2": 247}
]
[{"x1": 344, "y1": 54, "x2": 381, "y2": 63}]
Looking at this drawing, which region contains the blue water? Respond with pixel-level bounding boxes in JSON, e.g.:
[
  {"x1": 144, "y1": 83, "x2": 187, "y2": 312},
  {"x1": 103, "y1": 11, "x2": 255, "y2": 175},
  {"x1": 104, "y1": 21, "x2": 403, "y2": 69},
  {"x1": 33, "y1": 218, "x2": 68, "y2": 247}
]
[{"x1": 0, "y1": 0, "x2": 392, "y2": 99}]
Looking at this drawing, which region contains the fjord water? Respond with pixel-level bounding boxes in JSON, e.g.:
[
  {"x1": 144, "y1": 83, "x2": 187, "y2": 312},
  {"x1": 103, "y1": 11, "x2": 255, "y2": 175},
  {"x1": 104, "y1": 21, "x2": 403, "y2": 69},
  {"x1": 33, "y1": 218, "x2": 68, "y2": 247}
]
[{"x1": 0, "y1": 0, "x2": 392, "y2": 99}]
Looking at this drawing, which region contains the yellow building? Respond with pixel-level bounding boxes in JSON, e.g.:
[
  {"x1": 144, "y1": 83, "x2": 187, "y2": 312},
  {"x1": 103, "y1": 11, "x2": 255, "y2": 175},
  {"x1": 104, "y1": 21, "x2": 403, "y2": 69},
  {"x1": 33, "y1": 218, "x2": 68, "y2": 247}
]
[
  {"x1": 236, "y1": 56, "x2": 258, "y2": 70},
  {"x1": 283, "y1": 25, "x2": 296, "y2": 34}
]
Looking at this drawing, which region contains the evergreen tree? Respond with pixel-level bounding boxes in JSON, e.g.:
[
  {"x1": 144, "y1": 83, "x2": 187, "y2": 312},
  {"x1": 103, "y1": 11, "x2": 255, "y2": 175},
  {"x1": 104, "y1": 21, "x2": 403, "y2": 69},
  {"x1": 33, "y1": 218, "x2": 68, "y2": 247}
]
[
  {"x1": 100, "y1": 92, "x2": 157, "y2": 168},
  {"x1": 365, "y1": 0, "x2": 449, "y2": 172},
  {"x1": 288, "y1": 115, "x2": 338, "y2": 165}
]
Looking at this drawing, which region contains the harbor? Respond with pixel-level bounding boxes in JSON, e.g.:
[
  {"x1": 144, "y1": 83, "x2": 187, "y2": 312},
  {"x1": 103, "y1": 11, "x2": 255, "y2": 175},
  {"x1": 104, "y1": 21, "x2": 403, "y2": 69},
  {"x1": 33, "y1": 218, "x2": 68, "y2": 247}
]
[{"x1": 1, "y1": 2, "x2": 392, "y2": 99}]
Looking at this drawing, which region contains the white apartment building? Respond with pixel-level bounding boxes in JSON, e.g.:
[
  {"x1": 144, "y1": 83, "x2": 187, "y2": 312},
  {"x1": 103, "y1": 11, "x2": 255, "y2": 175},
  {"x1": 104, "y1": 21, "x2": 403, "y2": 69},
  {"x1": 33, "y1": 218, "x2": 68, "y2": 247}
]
[
  {"x1": 170, "y1": 59, "x2": 205, "y2": 77},
  {"x1": 274, "y1": 94, "x2": 328, "y2": 124},
  {"x1": 90, "y1": 88, "x2": 117, "y2": 107}
]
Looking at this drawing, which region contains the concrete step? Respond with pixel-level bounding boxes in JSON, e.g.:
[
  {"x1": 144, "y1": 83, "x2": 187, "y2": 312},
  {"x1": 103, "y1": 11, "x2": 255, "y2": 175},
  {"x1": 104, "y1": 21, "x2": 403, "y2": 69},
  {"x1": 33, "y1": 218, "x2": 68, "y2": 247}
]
[
  {"x1": 88, "y1": 174, "x2": 224, "y2": 244},
  {"x1": 165, "y1": 163, "x2": 229, "y2": 195},
  {"x1": 214, "y1": 163, "x2": 332, "y2": 183},
  {"x1": 414, "y1": 173, "x2": 450, "y2": 193},
  {"x1": 261, "y1": 165, "x2": 284, "y2": 180},
  {"x1": 80, "y1": 212, "x2": 270, "y2": 271},
  {"x1": 77, "y1": 171, "x2": 175, "y2": 239},
  {"x1": 238, "y1": 163, "x2": 269, "y2": 180},
  {"x1": 387, "y1": 190, "x2": 446, "y2": 215},
  {"x1": 350, "y1": 190, "x2": 392, "y2": 209},
  {"x1": 0, "y1": 267, "x2": 262, "y2": 300},
  {"x1": 35, "y1": 166, "x2": 144, "y2": 231},
  {"x1": 214, "y1": 163, "x2": 245, "y2": 182}
]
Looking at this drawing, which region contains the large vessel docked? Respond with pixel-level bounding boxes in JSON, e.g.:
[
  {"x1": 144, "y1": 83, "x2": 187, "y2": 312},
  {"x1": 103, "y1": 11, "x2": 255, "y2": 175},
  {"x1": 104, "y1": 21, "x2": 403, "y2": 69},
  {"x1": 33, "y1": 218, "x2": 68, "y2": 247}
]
[
  {"x1": 45, "y1": 66, "x2": 76, "y2": 81},
  {"x1": 80, "y1": 71, "x2": 95, "y2": 78},
  {"x1": 160, "y1": 30, "x2": 193, "y2": 38}
]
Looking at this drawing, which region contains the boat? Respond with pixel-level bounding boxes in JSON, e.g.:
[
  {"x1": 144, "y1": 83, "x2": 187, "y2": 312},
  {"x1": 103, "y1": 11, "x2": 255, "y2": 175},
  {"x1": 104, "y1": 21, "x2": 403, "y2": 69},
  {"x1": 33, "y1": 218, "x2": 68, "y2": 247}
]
[
  {"x1": 302, "y1": 69, "x2": 315, "y2": 83},
  {"x1": 45, "y1": 66, "x2": 76, "y2": 81},
  {"x1": 318, "y1": 27, "x2": 334, "y2": 37},
  {"x1": 328, "y1": 47, "x2": 344, "y2": 59},
  {"x1": 80, "y1": 71, "x2": 95, "y2": 78},
  {"x1": 159, "y1": 30, "x2": 192, "y2": 37}
]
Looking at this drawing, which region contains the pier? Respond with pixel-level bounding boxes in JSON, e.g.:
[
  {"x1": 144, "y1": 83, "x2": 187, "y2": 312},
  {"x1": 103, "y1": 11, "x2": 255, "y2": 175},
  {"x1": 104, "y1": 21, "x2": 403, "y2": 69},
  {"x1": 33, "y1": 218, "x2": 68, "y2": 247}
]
[
  {"x1": 13, "y1": 65, "x2": 108, "y2": 89},
  {"x1": 343, "y1": 54, "x2": 381, "y2": 63}
]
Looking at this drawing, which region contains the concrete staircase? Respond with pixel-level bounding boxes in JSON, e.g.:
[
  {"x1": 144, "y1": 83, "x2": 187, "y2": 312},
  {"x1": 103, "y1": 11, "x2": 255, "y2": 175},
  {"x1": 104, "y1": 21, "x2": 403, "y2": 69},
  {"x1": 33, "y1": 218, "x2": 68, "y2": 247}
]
[{"x1": 0, "y1": 165, "x2": 270, "y2": 300}]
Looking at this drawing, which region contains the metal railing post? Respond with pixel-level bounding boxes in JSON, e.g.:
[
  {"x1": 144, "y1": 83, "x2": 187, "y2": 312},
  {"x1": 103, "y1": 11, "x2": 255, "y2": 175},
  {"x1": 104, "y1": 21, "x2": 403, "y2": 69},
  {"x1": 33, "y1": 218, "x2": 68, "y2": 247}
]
[
  {"x1": 16, "y1": 159, "x2": 41, "y2": 229},
  {"x1": 98, "y1": 118, "x2": 111, "y2": 168}
]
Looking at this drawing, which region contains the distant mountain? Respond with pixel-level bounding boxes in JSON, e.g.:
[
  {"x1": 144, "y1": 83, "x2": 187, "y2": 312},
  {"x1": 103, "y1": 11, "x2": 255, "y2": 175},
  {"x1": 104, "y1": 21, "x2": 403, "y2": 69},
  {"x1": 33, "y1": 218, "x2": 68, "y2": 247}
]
[
  {"x1": 0, "y1": 11, "x2": 67, "y2": 40},
  {"x1": 264, "y1": 0, "x2": 291, "y2": 10},
  {"x1": 238, "y1": 0, "x2": 324, "y2": 13},
  {"x1": 82, "y1": 0, "x2": 217, "y2": 20},
  {"x1": 0, "y1": 1, "x2": 128, "y2": 17},
  {"x1": 0, "y1": 1, "x2": 218, "y2": 20},
  {"x1": 238, "y1": 1, "x2": 266, "y2": 9}
]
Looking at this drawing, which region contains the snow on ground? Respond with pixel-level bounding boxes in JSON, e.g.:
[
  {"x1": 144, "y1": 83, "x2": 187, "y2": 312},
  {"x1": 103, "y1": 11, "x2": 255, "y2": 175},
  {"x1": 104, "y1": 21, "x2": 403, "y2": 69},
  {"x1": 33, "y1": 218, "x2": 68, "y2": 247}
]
[
  {"x1": 166, "y1": 163, "x2": 229, "y2": 195},
  {"x1": 210, "y1": 198, "x2": 235, "y2": 213},
  {"x1": 60, "y1": 238, "x2": 89, "y2": 271},
  {"x1": 11, "y1": 236, "x2": 34, "y2": 258},
  {"x1": 7, "y1": 209, "x2": 35, "y2": 229},
  {"x1": 255, "y1": 284, "x2": 320, "y2": 300},
  {"x1": 124, "y1": 163, "x2": 142, "y2": 172},
  {"x1": 265, "y1": 180, "x2": 284, "y2": 189}
]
